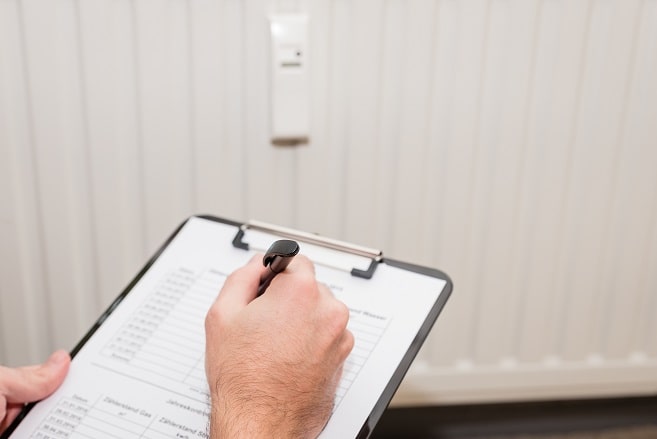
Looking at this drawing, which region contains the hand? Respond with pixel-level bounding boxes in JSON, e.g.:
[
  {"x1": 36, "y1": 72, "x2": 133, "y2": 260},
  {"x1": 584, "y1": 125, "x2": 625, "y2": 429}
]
[
  {"x1": 205, "y1": 255, "x2": 354, "y2": 439},
  {"x1": 0, "y1": 350, "x2": 71, "y2": 433}
]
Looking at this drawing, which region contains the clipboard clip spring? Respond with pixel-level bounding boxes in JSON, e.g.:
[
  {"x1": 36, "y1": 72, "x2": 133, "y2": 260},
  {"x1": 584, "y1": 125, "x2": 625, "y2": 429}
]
[{"x1": 232, "y1": 220, "x2": 383, "y2": 279}]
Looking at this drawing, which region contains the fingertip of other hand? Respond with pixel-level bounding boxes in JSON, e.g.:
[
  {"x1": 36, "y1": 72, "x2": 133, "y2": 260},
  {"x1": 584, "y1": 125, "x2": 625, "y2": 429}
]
[
  {"x1": 47, "y1": 350, "x2": 71, "y2": 367},
  {"x1": 44, "y1": 350, "x2": 71, "y2": 390}
]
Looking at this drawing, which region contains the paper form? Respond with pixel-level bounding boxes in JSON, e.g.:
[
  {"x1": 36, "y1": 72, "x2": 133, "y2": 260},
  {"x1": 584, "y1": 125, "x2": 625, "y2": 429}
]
[{"x1": 6, "y1": 217, "x2": 447, "y2": 439}]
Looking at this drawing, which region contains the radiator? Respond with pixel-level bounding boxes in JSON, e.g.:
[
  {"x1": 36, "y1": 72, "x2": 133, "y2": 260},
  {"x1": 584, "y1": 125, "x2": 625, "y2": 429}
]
[{"x1": 0, "y1": 0, "x2": 656, "y2": 405}]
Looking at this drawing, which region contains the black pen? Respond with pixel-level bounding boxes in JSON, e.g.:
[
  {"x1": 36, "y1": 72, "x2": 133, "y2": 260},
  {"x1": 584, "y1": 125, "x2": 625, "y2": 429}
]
[{"x1": 257, "y1": 239, "x2": 300, "y2": 296}]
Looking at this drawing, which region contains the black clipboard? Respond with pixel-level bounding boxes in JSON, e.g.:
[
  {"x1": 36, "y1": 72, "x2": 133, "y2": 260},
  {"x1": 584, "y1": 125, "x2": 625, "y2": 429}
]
[{"x1": 2, "y1": 215, "x2": 452, "y2": 439}]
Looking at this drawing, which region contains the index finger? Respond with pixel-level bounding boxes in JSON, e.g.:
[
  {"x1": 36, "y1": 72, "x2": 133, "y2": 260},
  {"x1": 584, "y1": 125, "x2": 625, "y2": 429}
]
[
  {"x1": 213, "y1": 254, "x2": 269, "y2": 316},
  {"x1": 278, "y1": 253, "x2": 316, "y2": 276},
  {"x1": 263, "y1": 254, "x2": 318, "y2": 300}
]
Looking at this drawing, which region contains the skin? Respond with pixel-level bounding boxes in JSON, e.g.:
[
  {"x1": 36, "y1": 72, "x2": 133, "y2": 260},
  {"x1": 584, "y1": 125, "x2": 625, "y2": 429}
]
[
  {"x1": 205, "y1": 255, "x2": 354, "y2": 438},
  {"x1": 0, "y1": 350, "x2": 71, "y2": 433},
  {"x1": 0, "y1": 255, "x2": 353, "y2": 438}
]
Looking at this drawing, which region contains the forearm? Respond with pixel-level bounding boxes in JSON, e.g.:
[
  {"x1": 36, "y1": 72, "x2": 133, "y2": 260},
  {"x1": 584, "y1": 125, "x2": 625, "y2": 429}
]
[{"x1": 208, "y1": 375, "x2": 327, "y2": 439}]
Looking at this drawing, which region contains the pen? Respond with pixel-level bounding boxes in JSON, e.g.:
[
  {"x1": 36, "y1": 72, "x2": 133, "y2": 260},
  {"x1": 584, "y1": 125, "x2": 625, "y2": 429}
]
[{"x1": 257, "y1": 239, "x2": 300, "y2": 296}]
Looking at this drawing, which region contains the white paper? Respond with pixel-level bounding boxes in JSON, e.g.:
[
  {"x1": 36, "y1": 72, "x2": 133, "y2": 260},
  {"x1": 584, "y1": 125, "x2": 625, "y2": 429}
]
[{"x1": 7, "y1": 217, "x2": 447, "y2": 439}]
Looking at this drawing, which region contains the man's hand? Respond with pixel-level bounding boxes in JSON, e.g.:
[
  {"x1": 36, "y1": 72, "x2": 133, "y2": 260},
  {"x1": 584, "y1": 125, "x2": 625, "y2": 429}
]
[
  {"x1": 205, "y1": 255, "x2": 354, "y2": 439},
  {"x1": 0, "y1": 350, "x2": 71, "y2": 433}
]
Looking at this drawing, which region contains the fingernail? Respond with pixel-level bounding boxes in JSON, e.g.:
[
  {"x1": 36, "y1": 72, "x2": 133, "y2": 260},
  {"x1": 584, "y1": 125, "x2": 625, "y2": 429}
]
[{"x1": 48, "y1": 350, "x2": 70, "y2": 366}]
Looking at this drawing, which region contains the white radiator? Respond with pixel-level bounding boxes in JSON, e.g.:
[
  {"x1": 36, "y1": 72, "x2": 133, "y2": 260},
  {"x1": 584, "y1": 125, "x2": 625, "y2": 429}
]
[{"x1": 1, "y1": 0, "x2": 656, "y2": 405}]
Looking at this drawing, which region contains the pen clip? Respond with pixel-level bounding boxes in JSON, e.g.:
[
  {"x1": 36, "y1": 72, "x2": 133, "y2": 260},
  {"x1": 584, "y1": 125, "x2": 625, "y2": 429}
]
[{"x1": 263, "y1": 239, "x2": 300, "y2": 272}]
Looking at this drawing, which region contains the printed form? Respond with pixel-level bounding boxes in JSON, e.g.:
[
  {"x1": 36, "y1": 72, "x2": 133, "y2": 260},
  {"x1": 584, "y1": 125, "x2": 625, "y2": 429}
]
[{"x1": 7, "y1": 217, "x2": 446, "y2": 439}]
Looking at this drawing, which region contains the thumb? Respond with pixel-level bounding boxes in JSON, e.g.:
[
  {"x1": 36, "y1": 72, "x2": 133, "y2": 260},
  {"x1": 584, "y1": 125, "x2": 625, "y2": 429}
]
[{"x1": 1, "y1": 350, "x2": 70, "y2": 404}]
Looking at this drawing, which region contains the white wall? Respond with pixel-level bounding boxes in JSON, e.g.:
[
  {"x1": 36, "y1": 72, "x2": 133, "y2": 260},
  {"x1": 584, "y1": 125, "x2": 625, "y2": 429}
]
[{"x1": 1, "y1": 0, "x2": 656, "y2": 405}]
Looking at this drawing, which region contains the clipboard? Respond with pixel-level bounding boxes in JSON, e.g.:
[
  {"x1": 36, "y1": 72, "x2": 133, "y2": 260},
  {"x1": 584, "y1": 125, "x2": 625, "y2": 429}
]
[{"x1": 2, "y1": 215, "x2": 452, "y2": 439}]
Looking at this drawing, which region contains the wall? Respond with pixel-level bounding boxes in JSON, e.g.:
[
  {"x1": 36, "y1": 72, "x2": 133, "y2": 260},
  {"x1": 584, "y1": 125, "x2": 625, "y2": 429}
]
[{"x1": 1, "y1": 0, "x2": 656, "y2": 405}]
